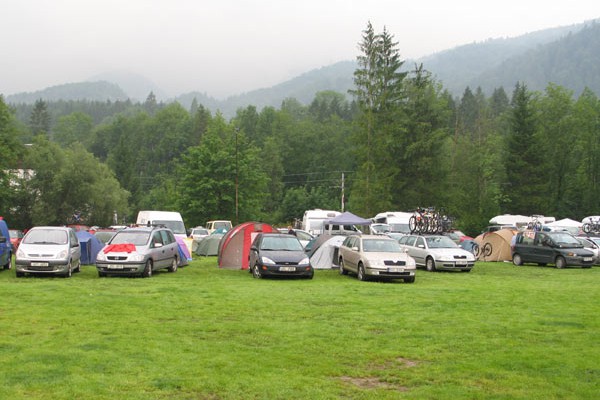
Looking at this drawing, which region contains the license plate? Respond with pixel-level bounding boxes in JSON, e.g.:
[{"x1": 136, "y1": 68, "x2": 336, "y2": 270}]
[
  {"x1": 584, "y1": 257, "x2": 593, "y2": 262},
  {"x1": 388, "y1": 268, "x2": 404, "y2": 273},
  {"x1": 31, "y1": 262, "x2": 48, "y2": 267},
  {"x1": 456, "y1": 261, "x2": 467, "y2": 265},
  {"x1": 279, "y1": 266, "x2": 296, "y2": 272},
  {"x1": 107, "y1": 264, "x2": 124, "y2": 269}
]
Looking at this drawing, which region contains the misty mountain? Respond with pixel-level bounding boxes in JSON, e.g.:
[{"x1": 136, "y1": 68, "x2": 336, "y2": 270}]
[
  {"x1": 6, "y1": 81, "x2": 129, "y2": 103},
  {"x1": 6, "y1": 19, "x2": 600, "y2": 118}
]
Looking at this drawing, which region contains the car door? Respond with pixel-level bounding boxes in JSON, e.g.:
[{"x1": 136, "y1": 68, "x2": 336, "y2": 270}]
[
  {"x1": 68, "y1": 229, "x2": 81, "y2": 265},
  {"x1": 150, "y1": 230, "x2": 170, "y2": 267},
  {"x1": 412, "y1": 236, "x2": 428, "y2": 267},
  {"x1": 533, "y1": 232, "x2": 555, "y2": 264},
  {"x1": 342, "y1": 236, "x2": 359, "y2": 273}
]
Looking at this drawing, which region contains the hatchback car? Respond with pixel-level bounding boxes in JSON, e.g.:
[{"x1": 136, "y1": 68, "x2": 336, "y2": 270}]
[
  {"x1": 95, "y1": 226, "x2": 179, "y2": 277},
  {"x1": 15, "y1": 226, "x2": 81, "y2": 277},
  {"x1": 338, "y1": 234, "x2": 416, "y2": 282},
  {"x1": 511, "y1": 230, "x2": 594, "y2": 268},
  {"x1": 9, "y1": 229, "x2": 24, "y2": 251},
  {"x1": 249, "y1": 233, "x2": 313, "y2": 279},
  {"x1": 398, "y1": 234, "x2": 475, "y2": 272}
]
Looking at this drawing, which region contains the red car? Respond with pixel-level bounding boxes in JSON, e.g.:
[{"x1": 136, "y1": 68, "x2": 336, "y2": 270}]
[{"x1": 9, "y1": 229, "x2": 24, "y2": 251}]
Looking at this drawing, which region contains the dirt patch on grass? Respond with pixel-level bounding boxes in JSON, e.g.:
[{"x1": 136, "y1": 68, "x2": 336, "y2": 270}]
[
  {"x1": 339, "y1": 376, "x2": 409, "y2": 392},
  {"x1": 339, "y1": 356, "x2": 419, "y2": 392}
]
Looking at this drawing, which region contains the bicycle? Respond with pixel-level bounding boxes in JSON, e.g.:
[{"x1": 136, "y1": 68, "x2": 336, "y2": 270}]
[
  {"x1": 582, "y1": 217, "x2": 600, "y2": 233},
  {"x1": 526, "y1": 215, "x2": 543, "y2": 231}
]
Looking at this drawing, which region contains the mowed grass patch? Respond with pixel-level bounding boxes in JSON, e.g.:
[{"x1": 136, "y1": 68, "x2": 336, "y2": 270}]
[{"x1": 0, "y1": 258, "x2": 598, "y2": 399}]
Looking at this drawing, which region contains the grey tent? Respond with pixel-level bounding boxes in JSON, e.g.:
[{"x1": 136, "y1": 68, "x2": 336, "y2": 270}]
[
  {"x1": 310, "y1": 235, "x2": 345, "y2": 269},
  {"x1": 323, "y1": 211, "x2": 372, "y2": 235},
  {"x1": 196, "y1": 234, "x2": 223, "y2": 256}
]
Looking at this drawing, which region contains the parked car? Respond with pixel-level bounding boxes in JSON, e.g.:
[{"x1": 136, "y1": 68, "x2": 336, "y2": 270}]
[
  {"x1": 249, "y1": 233, "x2": 313, "y2": 279},
  {"x1": 370, "y1": 223, "x2": 392, "y2": 235},
  {"x1": 576, "y1": 236, "x2": 600, "y2": 265},
  {"x1": 9, "y1": 229, "x2": 24, "y2": 251},
  {"x1": 277, "y1": 228, "x2": 314, "y2": 248},
  {"x1": 338, "y1": 234, "x2": 416, "y2": 282},
  {"x1": 442, "y1": 229, "x2": 473, "y2": 244},
  {"x1": 206, "y1": 220, "x2": 232, "y2": 234},
  {"x1": 15, "y1": 226, "x2": 81, "y2": 277},
  {"x1": 95, "y1": 226, "x2": 179, "y2": 277},
  {"x1": 92, "y1": 228, "x2": 118, "y2": 244},
  {"x1": 398, "y1": 234, "x2": 475, "y2": 272},
  {"x1": 0, "y1": 219, "x2": 12, "y2": 270},
  {"x1": 190, "y1": 227, "x2": 209, "y2": 241},
  {"x1": 511, "y1": 230, "x2": 594, "y2": 268}
]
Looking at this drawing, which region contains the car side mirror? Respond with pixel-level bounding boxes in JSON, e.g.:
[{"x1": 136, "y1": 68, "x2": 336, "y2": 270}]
[
  {"x1": 352, "y1": 246, "x2": 359, "y2": 251},
  {"x1": 154, "y1": 242, "x2": 163, "y2": 248},
  {"x1": 418, "y1": 244, "x2": 425, "y2": 248}
]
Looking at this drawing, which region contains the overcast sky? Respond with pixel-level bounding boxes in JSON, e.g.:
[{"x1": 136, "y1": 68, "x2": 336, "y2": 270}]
[{"x1": 1, "y1": 0, "x2": 599, "y2": 99}]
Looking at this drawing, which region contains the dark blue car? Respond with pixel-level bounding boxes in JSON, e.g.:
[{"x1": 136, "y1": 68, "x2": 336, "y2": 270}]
[{"x1": 0, "y1": 218, "x2": 12, "y2": 270}]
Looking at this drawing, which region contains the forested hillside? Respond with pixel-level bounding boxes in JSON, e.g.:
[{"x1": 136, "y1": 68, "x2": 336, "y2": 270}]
[{"x1": 2, "y1": 23, "x2": 600, "y2": 235}]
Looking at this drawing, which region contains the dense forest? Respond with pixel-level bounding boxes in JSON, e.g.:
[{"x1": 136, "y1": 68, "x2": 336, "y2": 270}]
[{"x1": 2, "y1": 23, "x2": 600, "y2": 236}]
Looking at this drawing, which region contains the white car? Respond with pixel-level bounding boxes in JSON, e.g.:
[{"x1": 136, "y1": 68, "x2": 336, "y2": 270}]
[
  {"x1": 338, "y1": 234, "x2": 416, "y2": 282},
  {"x1": 576, "y1": 236, "x2": 600, "y2": 265},
  {"x1": 398, "y1": 234, "x2": 475, "y2": 272}
]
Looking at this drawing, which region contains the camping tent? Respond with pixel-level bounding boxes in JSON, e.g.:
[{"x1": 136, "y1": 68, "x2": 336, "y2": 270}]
[
  {"x1": 476, "y1": 228, "x2": 517, "y2": 262},
  {"x1": 309, "y1": 235, "x2": 345, "y2": 269},
  {"x1": 196, "y1": 234, "x2": 223, "y2": 256},
  {"x1": 218, "y1": 222, "x2": 275, "y2": 270},
  {"x1": 76, "y1": 230, "x2": 104, "y2": 265},
  {"x1": 325, "y1": 211, "x2": 372, "y2": 227},
  {"x1": 175, "y1": 236, "x2": 191, "y2": 266}
]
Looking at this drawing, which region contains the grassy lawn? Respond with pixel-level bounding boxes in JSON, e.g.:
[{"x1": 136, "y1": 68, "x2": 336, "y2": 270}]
[{"x1": 0, "y1": 257, "x2": 598, "y2": 399}]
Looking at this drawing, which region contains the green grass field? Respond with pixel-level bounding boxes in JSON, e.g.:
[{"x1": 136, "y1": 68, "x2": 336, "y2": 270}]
[{"x1": 0, "y1": 258, "x2": 598, "y2": 399}]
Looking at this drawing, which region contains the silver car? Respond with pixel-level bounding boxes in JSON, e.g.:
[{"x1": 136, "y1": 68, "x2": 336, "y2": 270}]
[
  {"x1": 15, "y1": 226, "x2": 82, "y2": 278},
  {"x1": 398, "y1": 234, "x2": 475, "y2": 272},
  {"x1": 338, "y1": 234, "x2": 416, "y2": 282},
  {"x1": 95, "y1": 226, "x2": 179, "y2": 277}
]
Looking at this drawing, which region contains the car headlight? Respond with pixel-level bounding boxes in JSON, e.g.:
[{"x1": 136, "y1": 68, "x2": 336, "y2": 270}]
[
  {"x1": 261, "y1": 256, "x2": 275, "y2": 265},
  {"x1": 17, "y1": 248, "x2": 25, "y2": 259},
  {"x1": 58, "y1": 250, "x2": 68, "y2": 259},
  {"x1": 129, "y1": 253, "x2": 145, "y2": 262},
  {"x1": 298, "y1": 257, "x2": 310, "y2": 266},
  {"x1": 369, "y1": 259, "x2": 385, "y2": 267},
  {"x1": 96, "y1": 252, "x2": 106, "y2": 261}
]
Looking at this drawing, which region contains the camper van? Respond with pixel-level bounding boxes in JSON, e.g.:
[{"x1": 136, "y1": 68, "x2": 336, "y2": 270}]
[
  {"x1": 136, "y1": 210, "x2": 186, "y2": 239},
  {"x1": 372, "y1": 211, "x2": 412, "y2": 234},
  {"x1": 302, "y1": 209, "x2": 341, "y2": 235}
]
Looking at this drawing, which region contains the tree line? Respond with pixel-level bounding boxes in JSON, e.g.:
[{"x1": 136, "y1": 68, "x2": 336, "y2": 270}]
[{"x1": 2, "y1": 22, "x2": 600, "y2": 235}]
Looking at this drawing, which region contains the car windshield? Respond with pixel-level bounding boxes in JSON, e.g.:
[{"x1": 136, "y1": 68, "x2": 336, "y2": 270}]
[
  {"x1": 362, "y1": 239, "x2": 402, "y2": 252},
  {"x1": 110, "y1": 231, "x2": 150, "y2": 246},
  {"x1": 426, "y1": 236, "x2": 458, "y2": 248},
  {"x1": 23, "y1": 229, "x2": 68, "y2": 245},
  {"x1": 371, "y1": 224, "x2": 391, "y2": 233},
  {"x1": 193, "y1": 229, "x2": 208, "y2": 235},
  {"x1": 9, "y1": 230, "x2": 23, "y2": 239},
  {"x1": 213, "y1": 222, "x2": 231, "y2": 230},
  {"x1": 549, "y1": 232, "x2": 580, "y2": 246},
  {"x1": 260, "y1": 236, "x2": 303, "y2": 251}
]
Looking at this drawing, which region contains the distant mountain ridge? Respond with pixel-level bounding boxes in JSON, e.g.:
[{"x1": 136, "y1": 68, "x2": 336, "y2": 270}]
[{"x1": 6, "y1": 18, "x2": 600, "y2": 117}]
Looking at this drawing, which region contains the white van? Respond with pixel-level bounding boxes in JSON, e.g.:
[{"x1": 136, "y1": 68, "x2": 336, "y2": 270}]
[
  {"x1": 206, "y1": 220, "x2": 233, "y2": 234},
  {"x1": 136, "y1": 210, "x2": 186, "y2": 239},
  {"x1": 372, "y1": 211, "x2": 412, "y2": 234},
  {"x1": 302, "y1": 209, "x2": 341, "y2": 235}
]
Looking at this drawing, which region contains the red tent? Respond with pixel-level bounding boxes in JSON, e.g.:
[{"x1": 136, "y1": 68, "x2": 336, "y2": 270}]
[{"x1": 218, "y1": 222, "x2": 275, "y2": 270}]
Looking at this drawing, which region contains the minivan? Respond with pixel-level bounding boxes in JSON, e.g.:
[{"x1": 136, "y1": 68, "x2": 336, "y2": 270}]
[
  {"x1": 511, "y1": 230, "x2": 594, "y2": 269},
  {"x1": 15, "y1": 226, "x2": 81, "y2": 277}
]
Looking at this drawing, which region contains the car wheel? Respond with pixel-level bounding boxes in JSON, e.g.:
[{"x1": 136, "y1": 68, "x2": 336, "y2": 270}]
[
  {"x1": 16, "y1": 270, "x2": 24, "y2": 278},
  {"x1": 306, "y1": 271, "x2": 314, "y2": 280},
  {"x1": 404, "y1": 276, "x2": 415, "y2": 283},
  {"x1": 357, "y1": 263, "x2": 368, "y2": 281},
  {"x1": 339, "y1": 259, "x2": 348, "y2": 275},
  {"x1": 63, "y1": 262, "x2": 73, "y2": 278},
  {"x1": 512, "y1": 253, "x2": 523, "y2": 266},
  {"x1": 98, "y1": 271, "x2": 106, "y2": 277},
  {"x1": 555, "y1": 256, "x2": 566, "y2": 269},
  {"x1": 168, "y1": 257, "x2": 178, "y2": 273},
  {"x1": 74, "y1": 260, "x2": 81, "y2": 273},
  {"x1": 252, "y1": 264, "x2": 262, "y2": 279},
  {"x1": 3, "y1": 254, "x2": 11, "y2": 270},
  {"x1": 142, "y1": 259, "x2": 153, "y2": 278},
  {"x1": 426, "y1": 257, "x2": 436, "y2": 272}
]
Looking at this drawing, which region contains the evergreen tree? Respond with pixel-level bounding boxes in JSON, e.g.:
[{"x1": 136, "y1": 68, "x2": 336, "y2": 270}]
[
  {"x1": 505, "y1": 83, "x2": 545, "y2": 214},
  {"x1": 29, "y1": 98, "x2": 51, "y2": 137}
]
